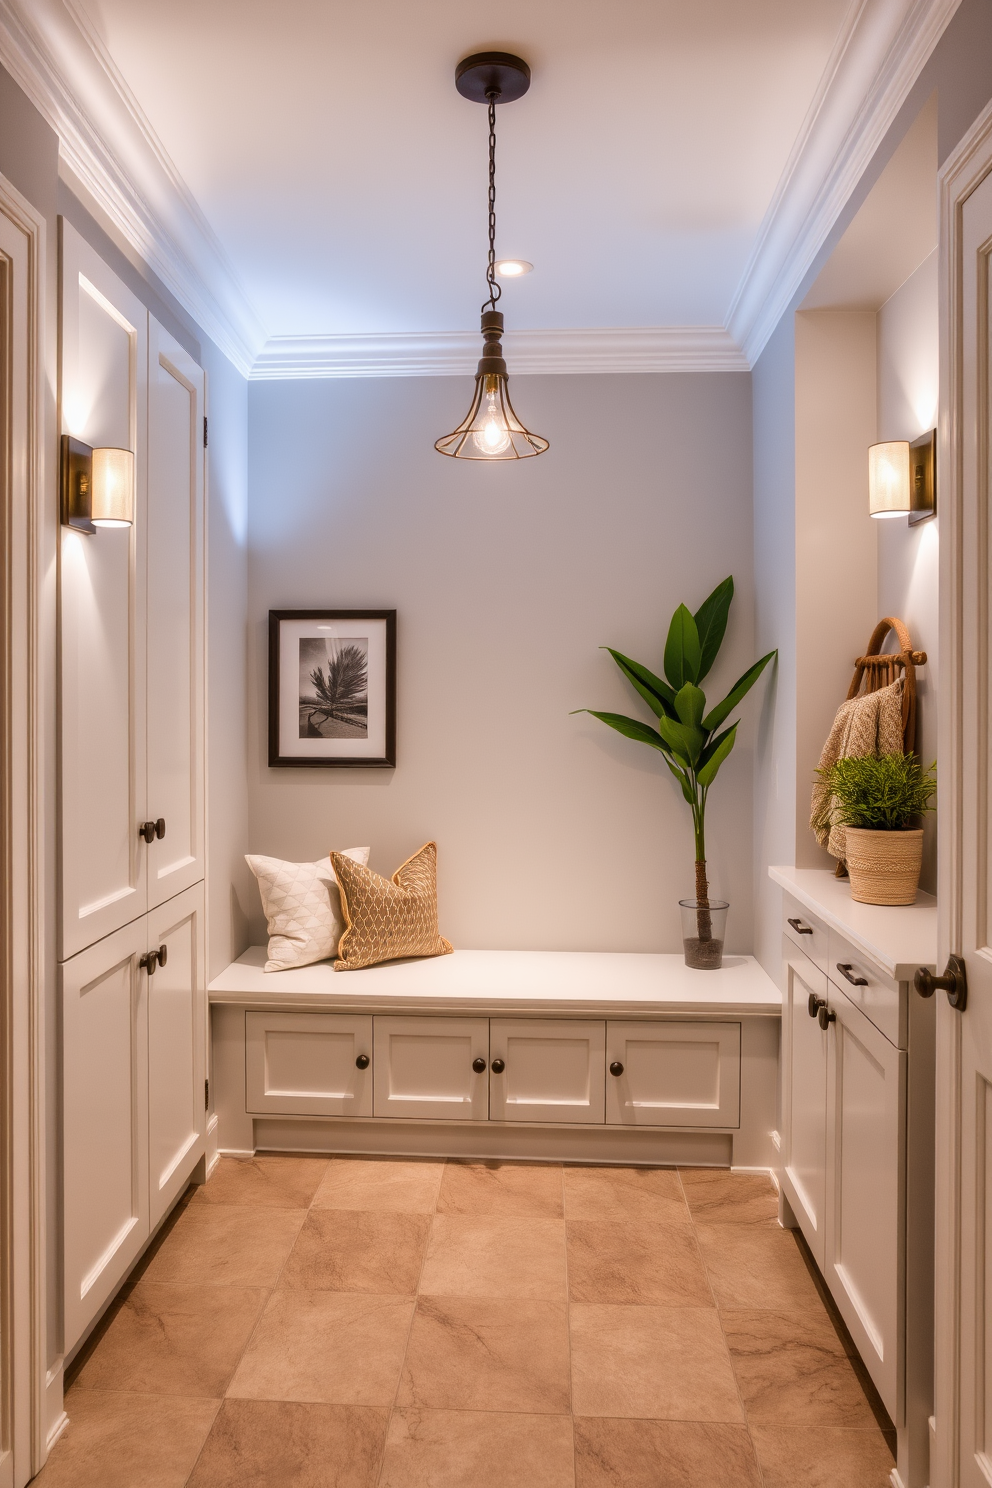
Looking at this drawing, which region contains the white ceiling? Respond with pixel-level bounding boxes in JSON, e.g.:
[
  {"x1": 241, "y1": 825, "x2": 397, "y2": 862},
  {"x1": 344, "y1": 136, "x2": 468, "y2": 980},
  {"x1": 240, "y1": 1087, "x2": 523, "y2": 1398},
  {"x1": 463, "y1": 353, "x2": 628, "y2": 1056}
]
[{"x1": 75, "y1": 0, "x2": 854, "y2": 341}]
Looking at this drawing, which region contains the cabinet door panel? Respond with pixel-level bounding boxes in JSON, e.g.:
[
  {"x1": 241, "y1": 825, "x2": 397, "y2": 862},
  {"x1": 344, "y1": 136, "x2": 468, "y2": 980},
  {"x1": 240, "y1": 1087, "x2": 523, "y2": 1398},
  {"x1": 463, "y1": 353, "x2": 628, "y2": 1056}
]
[
  {"x1": 145, "y1": 319, "x2": 204, "y2": 906},
  {"x1": 63, "y1": 918, "x2": 149, "y2": 1352},
  {"x1": 606, "y1": 1020, "x2": 740, "y2": 1128},
  {"x1": 782, "y1": 943, "x2": 829, "y2": 1268},
  {"x1": 147, "y1": 885, "x2": 206, "y2": 1229},
  {"x1": 373, "y1": 1017, "x2": 489, "y2": 1120},
  {"x1": 826, "y1": 986, "x2": 904, "y2": 1420},
  {"x1": 60, "y1": 223, "x2": 147, "y2": 956},
  {"x1": 246, "y1": 1012, "x2": 373, "y2": 1117},
  {"x1": 490, "y1": 1019, "x2": 605, "y2": 1124}
]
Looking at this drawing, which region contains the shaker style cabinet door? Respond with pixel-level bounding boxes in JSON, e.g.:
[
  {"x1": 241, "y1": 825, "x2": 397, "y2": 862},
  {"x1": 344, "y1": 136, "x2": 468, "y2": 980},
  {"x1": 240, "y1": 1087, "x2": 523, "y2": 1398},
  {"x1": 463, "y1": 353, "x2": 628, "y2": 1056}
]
[
  {"x1": 373, "y1": 1017, "x2": 489, "y2": 1121},
  {"x1": 246, "y1": 1012, "x2": 374, "y2": 1118},
  {"x1": 824, "y1": 984, "x2": 905, "y2": 1421},
  {"x1": 145, "y1": 318, "x2": 205, "y2": 908},
  {"x1": 62, "y1": 917, "x2": 150, "y2": 1352},
  {"x1": 147, "y1": 884, "x2": 207, "y2": 1230},
  {"x1": 489, "y1": 1019, "x2": 606, "y2": 1124},
  {"x1": 781, "y1": 943, "x2": 829, "y2": 1269},
  {"x1": 59, "y1": 222, "x2": 148, "y2": 958},
  {"x1": 605, "y1": 1020, "x2": 740, "y2": 1128}
]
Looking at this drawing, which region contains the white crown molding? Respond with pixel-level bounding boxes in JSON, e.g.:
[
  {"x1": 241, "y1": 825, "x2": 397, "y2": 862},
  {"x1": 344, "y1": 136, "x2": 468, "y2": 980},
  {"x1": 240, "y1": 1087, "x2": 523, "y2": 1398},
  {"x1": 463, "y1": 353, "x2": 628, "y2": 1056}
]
[
  {"x1": 251, "y1": 326, "x2": 750, "y2": 379},
  {"x1": 0, "y1": 0, "x2": 266, "y2": 375},
  {"x1": 728, "y1": 0, "x2": 961, "y2": 365}
]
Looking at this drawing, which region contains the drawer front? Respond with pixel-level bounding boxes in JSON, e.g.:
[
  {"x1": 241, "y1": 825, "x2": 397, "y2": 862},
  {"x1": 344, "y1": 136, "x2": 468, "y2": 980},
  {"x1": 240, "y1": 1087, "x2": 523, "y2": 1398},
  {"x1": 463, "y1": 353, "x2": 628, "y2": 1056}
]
[
  {"x1": 781, "y1": 942, "x2": 828, "y2": 1270},
  {"x1": 246, "y1": 1012, "x2": 373, "y2": 1117},
  {"x1": 605, "y1": 1020, "x2": 740, "y2": 1128},
  {"x1": 489, "y1": 1019, "x2": 605, "y2": 1124},
  {"x1": 824, "y1": 984, "x2": 905, "y2": 1420},
  {"x1": 373, "y1": 1016, "x2": 489, "y2": 1121},
  {"x1": 827, "y1": 930, "x2": 903, "y2": 1049},
  {"x1": 783, "y1": 894, "x2": 828, "y2": 975}
]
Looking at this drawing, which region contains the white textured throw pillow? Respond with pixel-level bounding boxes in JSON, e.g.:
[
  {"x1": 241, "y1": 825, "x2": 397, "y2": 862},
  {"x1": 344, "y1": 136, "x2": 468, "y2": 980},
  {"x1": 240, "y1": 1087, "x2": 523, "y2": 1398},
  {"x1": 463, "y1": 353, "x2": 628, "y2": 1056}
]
[{"x1": 246, "y1": 847, "x2": 371, "y2": 971}]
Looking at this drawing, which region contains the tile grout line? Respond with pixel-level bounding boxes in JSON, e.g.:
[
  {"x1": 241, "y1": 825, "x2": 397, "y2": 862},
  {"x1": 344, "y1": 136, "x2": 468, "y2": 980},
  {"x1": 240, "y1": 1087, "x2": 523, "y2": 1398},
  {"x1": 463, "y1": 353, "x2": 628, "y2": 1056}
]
[{"x1": 373, "y1": 1154, "x2": 446, "y2": 1488}]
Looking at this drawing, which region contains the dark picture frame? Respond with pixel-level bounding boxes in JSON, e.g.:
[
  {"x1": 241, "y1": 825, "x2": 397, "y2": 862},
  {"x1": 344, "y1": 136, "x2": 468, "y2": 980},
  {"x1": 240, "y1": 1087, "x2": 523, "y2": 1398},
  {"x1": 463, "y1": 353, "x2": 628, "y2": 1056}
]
[{"x1": 268, "y1": 609, "x2": 396, "y2": 768}]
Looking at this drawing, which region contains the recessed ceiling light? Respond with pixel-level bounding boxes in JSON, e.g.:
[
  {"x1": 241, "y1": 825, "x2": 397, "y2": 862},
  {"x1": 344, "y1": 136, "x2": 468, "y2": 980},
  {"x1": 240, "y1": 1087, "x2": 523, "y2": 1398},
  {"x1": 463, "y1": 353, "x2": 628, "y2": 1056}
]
[{"x1": 494, "y1": 259, "x2": 533, "y2": 278}]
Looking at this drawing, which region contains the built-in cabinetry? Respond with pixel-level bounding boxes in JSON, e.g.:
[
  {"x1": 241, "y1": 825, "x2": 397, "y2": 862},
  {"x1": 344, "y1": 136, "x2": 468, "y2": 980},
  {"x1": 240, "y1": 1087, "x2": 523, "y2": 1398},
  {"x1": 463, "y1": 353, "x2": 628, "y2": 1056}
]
[
  {"x1": 772, "y1": 865, "x2": 936, "y2": 1488},
  {"x1": 211, "y1": 948, "x2": 781, "y2": 1168},
  {"x1": 59, "y1": 223, "x2": 206, "y2": 1356}
]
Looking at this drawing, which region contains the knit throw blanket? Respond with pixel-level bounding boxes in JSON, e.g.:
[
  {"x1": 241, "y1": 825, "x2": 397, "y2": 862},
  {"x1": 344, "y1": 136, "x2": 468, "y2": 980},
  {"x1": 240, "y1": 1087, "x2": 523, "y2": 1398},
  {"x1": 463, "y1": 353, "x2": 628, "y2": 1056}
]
[{"x1": 810, "y1": 677, "x2": 905, "y2": 861}]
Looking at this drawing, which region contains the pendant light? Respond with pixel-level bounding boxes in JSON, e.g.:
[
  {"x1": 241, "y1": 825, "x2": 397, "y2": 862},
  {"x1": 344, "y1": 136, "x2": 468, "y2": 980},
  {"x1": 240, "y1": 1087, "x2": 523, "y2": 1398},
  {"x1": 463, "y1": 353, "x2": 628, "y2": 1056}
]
[{"x1": 435, "y1": 52, "x2": 549, "y2": 461}]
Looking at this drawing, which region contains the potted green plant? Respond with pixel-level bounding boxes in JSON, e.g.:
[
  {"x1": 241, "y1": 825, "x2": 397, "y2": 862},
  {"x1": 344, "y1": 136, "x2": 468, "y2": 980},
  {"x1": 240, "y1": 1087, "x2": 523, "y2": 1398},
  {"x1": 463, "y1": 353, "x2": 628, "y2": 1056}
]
[
  {"x1": 818, "y1": 752, "x2": 936, "y2": 905},
  {"x1": 575, "y1": 577, "x2": 776, "y2": 969}
]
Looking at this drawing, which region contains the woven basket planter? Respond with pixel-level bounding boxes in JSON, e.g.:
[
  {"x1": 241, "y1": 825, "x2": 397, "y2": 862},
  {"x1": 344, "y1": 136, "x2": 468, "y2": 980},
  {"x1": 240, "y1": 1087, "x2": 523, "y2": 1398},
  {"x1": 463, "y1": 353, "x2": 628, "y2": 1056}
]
[{"x1": 845, "y1": 827, "x2": 924, "y2": 905}]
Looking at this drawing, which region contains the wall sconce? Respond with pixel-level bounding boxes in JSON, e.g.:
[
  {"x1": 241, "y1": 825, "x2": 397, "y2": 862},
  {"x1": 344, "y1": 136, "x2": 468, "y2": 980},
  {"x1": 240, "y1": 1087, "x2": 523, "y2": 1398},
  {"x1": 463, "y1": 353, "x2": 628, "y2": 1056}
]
[
  {"x1": 61, "y1": 435, "x2": 134, "y2": 533},
  {"x1": 868, "y1": 430, "x2": 935, "y2": 524}
]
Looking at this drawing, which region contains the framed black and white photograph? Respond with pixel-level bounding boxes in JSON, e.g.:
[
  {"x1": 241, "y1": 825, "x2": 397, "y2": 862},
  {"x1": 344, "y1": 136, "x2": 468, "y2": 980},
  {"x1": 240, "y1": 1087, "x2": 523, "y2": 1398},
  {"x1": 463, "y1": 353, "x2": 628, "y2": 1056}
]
[{"x1": 268, "y1": 610, "x2": 396, "y2": 767}]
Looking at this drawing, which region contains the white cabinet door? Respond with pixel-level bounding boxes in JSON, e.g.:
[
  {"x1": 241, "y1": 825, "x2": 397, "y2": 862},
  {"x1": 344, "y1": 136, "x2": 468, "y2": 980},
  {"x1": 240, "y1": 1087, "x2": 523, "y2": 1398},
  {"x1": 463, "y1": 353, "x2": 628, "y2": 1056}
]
[
  {"x1": 782, "y1": 942, "x2": 829, "y2": 1269},
  {"x1": 605, "y1": 1020, "x2": 740, "y2": 1128},
  {"x1": 246, "y1": 1012, "x2": 373, "y2": 1117},
  {"x1": 825, "y1": 983, "x2": 905, "y2": 1421},
  {"x1": 373, "y1": 1016, "x2": 489, "y2": 1121},
  {"x1": 62, "y1": 917, "x2": 149, "y2": 1352},
  {"x1": 147, "y1": 884, "x2": 206, "y2": 1230},
  {"x1": 145, "y1": 319, "x2": 204, "y2": 907},
  {"x1": 60, "y1": 222, "x2": 148, "y2": 958},
  {"x1": 489, "y1": 1019, "x2": 605, "y2": 1124}
]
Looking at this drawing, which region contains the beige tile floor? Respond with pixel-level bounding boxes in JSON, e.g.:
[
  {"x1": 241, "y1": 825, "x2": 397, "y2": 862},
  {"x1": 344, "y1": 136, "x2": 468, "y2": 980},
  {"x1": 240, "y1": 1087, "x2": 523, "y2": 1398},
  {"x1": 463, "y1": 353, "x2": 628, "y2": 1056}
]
[{"x1": 35, "y1": 1156, "x2": 897, "y2": 1487}]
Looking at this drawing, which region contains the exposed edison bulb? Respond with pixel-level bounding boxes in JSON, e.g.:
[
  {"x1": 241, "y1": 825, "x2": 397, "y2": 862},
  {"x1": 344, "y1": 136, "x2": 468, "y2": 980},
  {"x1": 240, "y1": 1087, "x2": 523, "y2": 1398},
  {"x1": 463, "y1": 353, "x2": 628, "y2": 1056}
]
[{"x1": 473, "y1": 388, "x2": 512, "y2": 455}]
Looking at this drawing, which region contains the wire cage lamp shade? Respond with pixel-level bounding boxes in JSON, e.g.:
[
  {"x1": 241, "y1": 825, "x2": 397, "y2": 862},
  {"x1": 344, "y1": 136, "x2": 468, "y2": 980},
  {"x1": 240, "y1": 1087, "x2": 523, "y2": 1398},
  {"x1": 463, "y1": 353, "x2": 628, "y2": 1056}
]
[
  {"x1": 436, "y1": 52, "x2": 548, "y2": 461},
  {"x1": 435, "y1": 310, "x2": 549, "y2": 459}
]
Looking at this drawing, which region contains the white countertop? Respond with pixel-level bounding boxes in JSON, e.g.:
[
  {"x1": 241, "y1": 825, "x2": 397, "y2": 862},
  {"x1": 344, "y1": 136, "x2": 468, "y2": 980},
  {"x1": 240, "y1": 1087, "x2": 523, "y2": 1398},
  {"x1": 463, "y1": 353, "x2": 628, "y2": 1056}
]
[
  {"x1": 769, "y1": 866, "x2": 937, "y2": 981},
  {"x1": 208, "y1": 946, "x2": 782, "y2": 1017}
]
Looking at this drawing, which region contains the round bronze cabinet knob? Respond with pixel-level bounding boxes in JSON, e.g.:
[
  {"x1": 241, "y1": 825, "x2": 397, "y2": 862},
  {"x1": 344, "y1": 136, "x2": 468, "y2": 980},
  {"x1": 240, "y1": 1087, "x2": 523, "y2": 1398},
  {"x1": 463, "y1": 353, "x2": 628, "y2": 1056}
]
[
  {"x1": 818, "y1": 1005, "x2": 836, "y2": 1031},
  {"x1": 609, "y1": 1061, "x2": 624, "y2": 1077},
  {"x1": 491, "y1": 1058, "x2": 505, "y2": 1074},
  {"x1": 355, "y1": 1054, "x2": 370, "y2": 1070},
  {"x1": 472, "y1": 1057, "x2": 487, "y2": 1073},
  {"x1": 808, "y1": 993, "x2": 825, "y2": 1018}
]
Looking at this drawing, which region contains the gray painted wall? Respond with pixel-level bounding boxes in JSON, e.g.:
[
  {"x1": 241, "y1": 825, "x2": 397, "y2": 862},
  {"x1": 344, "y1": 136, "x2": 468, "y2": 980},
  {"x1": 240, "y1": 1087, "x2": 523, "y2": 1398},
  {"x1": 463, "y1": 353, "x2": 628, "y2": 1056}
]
[{"x1": 246, "y1": 371, "x2": 758, "y2": 954}]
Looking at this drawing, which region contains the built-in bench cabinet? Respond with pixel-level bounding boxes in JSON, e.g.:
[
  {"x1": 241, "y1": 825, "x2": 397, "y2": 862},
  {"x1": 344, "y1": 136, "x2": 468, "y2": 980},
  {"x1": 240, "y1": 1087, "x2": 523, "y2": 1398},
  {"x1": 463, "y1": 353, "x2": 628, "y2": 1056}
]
[
  {"x1": 771, "y1": 866, "x2": 937, "y2": 1488},
  {"x1": 210, "y1": 948, "x2": 781, "y2": 1169},
  {"x1": 244, "y1": 1010, "x2": 742, "y2": 1127}
]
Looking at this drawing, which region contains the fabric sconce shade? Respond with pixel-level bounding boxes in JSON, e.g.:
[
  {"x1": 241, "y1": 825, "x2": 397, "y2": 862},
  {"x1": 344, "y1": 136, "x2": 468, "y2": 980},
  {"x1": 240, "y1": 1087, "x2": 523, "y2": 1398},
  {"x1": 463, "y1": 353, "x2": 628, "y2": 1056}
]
[
  {"x1": 868, "y1": 441, "x2": 911, "y2": 518},
  {"x1": 91, "y1": 447, "x2": 134, "y2": 527}
]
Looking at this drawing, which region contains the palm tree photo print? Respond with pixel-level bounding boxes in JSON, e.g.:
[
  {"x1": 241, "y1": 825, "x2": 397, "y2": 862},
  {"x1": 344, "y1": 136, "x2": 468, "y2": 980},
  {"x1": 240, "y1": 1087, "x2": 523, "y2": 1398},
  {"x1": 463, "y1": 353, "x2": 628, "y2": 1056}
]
[{"x1": 298, "y1": 636, "x2": 369, "y2": 740}]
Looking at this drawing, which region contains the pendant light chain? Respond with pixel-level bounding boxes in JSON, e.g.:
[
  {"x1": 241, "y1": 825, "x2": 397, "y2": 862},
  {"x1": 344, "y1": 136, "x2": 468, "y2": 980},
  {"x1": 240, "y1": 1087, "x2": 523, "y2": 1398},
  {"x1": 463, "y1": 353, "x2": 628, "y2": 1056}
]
[{"x1": 483, "y1": 90, "x2": 502, "y2": 312}]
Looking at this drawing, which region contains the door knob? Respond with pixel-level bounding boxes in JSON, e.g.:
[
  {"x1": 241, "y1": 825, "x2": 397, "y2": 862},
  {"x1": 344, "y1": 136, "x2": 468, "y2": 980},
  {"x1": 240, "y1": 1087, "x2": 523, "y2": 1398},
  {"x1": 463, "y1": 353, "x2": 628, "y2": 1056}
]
[
  {"x1": 472, "y1": 1057, "x2": 487, "y2": 1073},
  {"x1": 914, "y1": 954, "x2": 967, "y2": 1011},
  {"x1": 609, "y1": 1061, "x2": 624, "y2": 1077},
  {"x1": 156, "y1": 943, "x2": 167, "y2": 968},
  {"x1": 139, "y1": 950, "x2": 158, "y2": 975},
  {"x1": 818, "y1": 1004, "x2": 836, "y2": 1030},
  {"x1": 154, "y1": 817, "x2": 166, "y2": 839},
  {"x1": 139, "y1": 818, "x2": 166, "y2": 843},
  {"x1": 355, "y1": 1054, "x2": 370, "y2": 1070},
  {"x1": 807, "y1": 993, "x2": 826, "y2": 1018},
  {"x1": 491, "y1": 1058, "x2": 505, "y2": 1074}
]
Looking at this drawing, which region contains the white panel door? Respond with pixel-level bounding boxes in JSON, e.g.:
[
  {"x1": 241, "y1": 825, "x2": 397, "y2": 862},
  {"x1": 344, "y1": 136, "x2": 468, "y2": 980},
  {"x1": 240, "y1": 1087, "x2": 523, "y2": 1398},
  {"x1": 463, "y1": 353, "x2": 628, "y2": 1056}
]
[
  {"x1": 605, "y1": 1020, "x2": 740, "y2": 1128},
  {"x1": 59, "y1": 222, "x2": 148, "y2": 957},
  {"x1": 825, "y1": 984, "x2": 905, "y2": 1421},
  {"x1": 781, "y1": 943, "x2": 829, "y2": 1269},
  {"x1": 145, "y1": 319, "x2": 204, "y2": 907},
  {"x1": 62, "y1": 917, "x2": 149, "y2": 1352},
  {"x1": 246, "y1": 1012, "x2": 373, "y2": 1117},
  {"x1": 147, "y1": 884, "x2": 206, "y2": 1229},
  {"x1": 373, "y1": 1016, "x2": 489, "y2": 1121},
  {"x1": 489, "y1": 1019, "x2": 605, "y2": 1124}
]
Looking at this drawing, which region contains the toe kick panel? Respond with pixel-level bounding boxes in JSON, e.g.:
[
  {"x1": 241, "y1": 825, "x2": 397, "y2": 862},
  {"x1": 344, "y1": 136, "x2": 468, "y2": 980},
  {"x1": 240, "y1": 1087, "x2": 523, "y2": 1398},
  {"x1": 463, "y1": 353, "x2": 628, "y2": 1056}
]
[{"x1": 606, "y1": 1020, "x2": 741, "y2": 1127}]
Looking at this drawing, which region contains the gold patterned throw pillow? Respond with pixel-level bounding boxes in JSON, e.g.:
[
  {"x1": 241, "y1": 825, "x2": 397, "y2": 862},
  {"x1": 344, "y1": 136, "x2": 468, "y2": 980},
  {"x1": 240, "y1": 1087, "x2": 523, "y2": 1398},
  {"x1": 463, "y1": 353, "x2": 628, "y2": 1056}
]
[{"x1": 330, "y1": 841, "x2": 453, "y2": 971}]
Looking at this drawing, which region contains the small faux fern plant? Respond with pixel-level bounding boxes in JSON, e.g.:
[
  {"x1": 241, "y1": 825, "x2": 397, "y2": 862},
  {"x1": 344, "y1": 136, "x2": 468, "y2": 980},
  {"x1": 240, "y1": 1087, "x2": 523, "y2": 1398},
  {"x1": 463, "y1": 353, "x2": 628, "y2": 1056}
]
[{"x1": 819, "y1": 752, "x2": 936, "y2": 831}]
